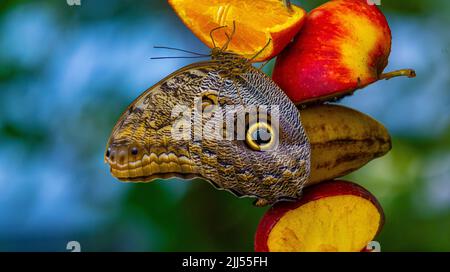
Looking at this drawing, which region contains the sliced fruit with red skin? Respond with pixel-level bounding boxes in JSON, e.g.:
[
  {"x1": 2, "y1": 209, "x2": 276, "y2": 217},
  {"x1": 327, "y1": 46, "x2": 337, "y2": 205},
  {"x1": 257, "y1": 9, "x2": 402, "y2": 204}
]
[
  {"x1": 254, "y1": 180, "x2": 384, "y2": 252},
  {"x1": 272, "y1": 0, "x2": 415, "y2": 104},
  {"x1": 168, "y1": 0, "x2": 307, "y2": 62}
]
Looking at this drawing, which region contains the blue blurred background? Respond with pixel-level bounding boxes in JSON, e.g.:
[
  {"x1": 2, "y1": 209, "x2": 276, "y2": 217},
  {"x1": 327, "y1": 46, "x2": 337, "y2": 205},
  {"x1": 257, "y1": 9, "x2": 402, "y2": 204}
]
[{"x1": 0, "y1": 0, "x2": 449, "y2": 251}]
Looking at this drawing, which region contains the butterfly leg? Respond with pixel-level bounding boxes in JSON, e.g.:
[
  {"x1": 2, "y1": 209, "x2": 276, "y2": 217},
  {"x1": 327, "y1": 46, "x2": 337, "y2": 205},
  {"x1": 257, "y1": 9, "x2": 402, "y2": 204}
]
[
  {"x1": 282, "y1": 0, "x2": 293, "y2": 12},
  {"x1": 253, "y1": 198, "x2": 271, "y2": 207},
  {"x1": 258, "y1": 60, "x2": 271, "y2": 71}
]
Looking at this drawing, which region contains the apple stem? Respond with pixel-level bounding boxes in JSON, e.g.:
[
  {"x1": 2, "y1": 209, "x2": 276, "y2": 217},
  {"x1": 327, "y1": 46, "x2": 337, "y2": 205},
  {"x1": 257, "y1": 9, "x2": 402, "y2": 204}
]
[{"x1": 380, "y1": 69, "x2": 416, "y2": 80}]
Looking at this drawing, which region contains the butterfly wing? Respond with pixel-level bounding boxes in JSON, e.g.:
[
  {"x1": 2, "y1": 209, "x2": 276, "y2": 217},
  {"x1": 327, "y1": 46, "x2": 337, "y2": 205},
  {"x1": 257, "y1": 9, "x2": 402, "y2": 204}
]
[
  {"x1": 105, "y1": 62, "x2": 212, "y2": 181},
  {"x1": 105, "y1": 60, "x2": 310, "y2": 204},
  {"x1": 212, "y1": 66, "x2": 311, "y2": 202}
]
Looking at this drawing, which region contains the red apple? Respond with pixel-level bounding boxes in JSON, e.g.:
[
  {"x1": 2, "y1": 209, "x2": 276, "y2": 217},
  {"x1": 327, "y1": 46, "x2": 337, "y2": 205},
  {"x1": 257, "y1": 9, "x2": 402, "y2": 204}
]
[
  {"x1": 254, "y1": 180, "x2": 384, "y2": 252},
  {"x1": 272, "y1": 0, "x2": 415, "y2": 104}
]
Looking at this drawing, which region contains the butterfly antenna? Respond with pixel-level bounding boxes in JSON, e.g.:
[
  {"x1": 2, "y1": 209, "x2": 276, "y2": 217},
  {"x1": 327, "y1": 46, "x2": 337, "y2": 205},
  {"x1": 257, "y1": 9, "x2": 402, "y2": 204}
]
[
  {"x1": 153, "y1": 46, "x2": 209, "y2": 56},
  {"x1": 150, "y1": 56, "x2": 208, "y2": 60},
  {"x1": 249, "y1": 39, "x2": 272, "y2": 62},
  {"x1": 282, "y1": 0, "x2": 293, "y2": 12},
  {"x1": 209, "y1": 25, "x2": 228, "y2": 49},
  {"x1": 221, "y1": 21, "x2": 236, "y2": 51}
]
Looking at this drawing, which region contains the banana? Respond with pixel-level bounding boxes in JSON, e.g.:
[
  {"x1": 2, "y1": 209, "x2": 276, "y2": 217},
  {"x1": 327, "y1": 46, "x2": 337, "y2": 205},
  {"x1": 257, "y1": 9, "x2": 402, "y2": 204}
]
[{"x1": 301, "y1": 104, "x2": 392, "y2": 185}]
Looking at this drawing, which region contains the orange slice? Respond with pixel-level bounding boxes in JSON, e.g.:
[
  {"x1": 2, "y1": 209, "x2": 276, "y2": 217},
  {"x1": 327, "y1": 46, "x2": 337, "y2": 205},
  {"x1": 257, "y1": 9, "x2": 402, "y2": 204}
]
[{"x1": 168, "y1": 0, "x2": 307, "y2": 62}]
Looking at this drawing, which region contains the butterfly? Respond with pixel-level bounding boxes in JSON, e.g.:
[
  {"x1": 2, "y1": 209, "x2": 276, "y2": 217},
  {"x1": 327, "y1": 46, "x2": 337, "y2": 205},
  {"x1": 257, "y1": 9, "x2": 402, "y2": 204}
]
[{"x1": 104, "y1": 27, "x2": 310, "y2": 207}]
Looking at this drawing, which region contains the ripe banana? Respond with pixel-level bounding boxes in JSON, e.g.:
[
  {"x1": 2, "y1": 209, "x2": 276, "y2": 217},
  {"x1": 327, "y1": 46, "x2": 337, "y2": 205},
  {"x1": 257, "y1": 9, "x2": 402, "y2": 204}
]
[{"x1": 301, "y1": 104, "x2": 392, "y2": 185}]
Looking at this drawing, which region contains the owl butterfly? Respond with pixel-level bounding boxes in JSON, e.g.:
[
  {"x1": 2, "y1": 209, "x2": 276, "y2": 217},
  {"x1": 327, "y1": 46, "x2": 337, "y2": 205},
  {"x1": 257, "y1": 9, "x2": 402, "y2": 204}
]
[{"x1": 105, "y1": 27, "x2": 311, "y2": 206}]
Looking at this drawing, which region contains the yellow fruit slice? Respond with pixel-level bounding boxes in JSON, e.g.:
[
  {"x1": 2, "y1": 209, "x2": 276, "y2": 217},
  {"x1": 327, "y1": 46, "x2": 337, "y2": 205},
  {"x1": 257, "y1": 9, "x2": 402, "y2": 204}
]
[{"x1": 255, "y1": 180, "x2": 384, "y2": 252}]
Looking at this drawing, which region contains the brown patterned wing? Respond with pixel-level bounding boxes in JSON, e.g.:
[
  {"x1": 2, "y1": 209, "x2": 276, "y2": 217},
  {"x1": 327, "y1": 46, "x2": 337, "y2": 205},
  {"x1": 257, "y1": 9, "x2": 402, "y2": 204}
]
[{"x1": 105, "y1": 60, "x2": 311, "y2": 205}]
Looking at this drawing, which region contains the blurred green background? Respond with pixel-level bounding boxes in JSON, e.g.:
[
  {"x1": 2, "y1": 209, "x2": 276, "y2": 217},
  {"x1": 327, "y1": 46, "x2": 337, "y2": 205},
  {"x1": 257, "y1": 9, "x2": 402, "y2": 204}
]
[{"x1": 0, "y1": 0, "x2": 449, "y2": 251}]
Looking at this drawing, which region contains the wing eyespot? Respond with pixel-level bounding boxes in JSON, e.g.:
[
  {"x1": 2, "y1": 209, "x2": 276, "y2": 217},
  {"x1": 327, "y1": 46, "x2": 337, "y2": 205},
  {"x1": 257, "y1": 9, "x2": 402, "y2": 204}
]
[{"x1": 245, "y1": 120, "x2": 278, "y2": 152}]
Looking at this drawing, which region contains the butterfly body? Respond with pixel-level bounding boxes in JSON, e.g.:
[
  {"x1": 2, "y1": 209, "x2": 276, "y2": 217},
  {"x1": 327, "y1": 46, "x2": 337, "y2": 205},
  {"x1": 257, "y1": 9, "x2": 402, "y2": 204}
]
[{"x1": 105, "y1": 52, "x2": 310, "y2": 205}]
